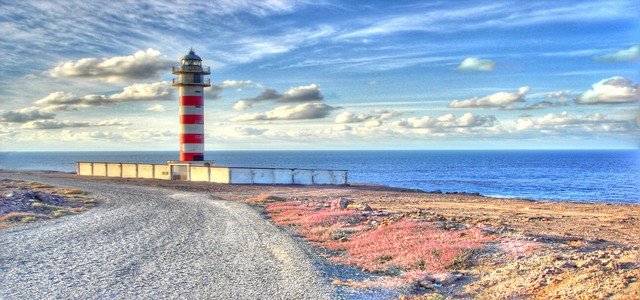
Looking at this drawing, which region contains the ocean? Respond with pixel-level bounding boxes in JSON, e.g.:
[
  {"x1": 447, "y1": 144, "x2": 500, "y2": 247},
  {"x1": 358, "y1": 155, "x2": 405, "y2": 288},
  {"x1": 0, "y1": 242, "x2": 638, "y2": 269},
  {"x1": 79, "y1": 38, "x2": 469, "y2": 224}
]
[{"x1": 0, "y1": 150, "x2": 638, "y2": 203}]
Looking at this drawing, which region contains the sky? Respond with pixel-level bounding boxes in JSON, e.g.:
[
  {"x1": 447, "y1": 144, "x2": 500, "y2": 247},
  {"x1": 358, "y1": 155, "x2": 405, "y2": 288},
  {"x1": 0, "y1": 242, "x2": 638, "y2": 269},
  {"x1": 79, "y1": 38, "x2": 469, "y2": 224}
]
[{"x1": 0, "y1": 0, "x2": 639, "y2": 151}]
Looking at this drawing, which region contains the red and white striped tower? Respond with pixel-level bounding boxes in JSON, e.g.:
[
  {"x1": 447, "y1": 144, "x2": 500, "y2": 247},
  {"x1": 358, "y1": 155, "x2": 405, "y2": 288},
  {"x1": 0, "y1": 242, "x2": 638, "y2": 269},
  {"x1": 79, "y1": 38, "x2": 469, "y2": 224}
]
[{"x1": 172, "y1": 49, "x2": 211, "y2": 162}]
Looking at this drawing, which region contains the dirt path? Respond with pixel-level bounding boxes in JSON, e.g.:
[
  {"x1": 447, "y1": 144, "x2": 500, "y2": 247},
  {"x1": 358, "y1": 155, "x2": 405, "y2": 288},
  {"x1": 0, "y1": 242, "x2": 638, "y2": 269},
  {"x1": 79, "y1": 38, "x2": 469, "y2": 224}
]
[{"x1": 0, "y1": 173, "x2": 332, "y2": 299}]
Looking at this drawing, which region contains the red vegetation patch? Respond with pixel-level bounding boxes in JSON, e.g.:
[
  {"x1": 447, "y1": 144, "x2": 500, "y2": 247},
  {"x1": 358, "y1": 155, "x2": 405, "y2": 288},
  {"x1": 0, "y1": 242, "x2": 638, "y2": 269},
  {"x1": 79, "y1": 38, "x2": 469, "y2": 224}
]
[
  {"x1": 326, "y1": 220, "x2": 490, "y2": 273},
  {"x1": 267, "y1": 200, "x2": 363, "y2": 242},
  {"x1": 498, "y1": 239, "x2": 542, "y2": 259},
  {"x1": 264, "y1": 199, "x2": 493, "y2": 281}
]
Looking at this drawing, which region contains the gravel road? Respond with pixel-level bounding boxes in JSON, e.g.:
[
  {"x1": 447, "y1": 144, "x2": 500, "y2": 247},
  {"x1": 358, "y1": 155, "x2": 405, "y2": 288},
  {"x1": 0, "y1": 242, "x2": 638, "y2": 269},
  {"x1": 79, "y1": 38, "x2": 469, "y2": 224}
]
[{"x1": 0, "y1": 173, "x2": 333, "y2": 299}]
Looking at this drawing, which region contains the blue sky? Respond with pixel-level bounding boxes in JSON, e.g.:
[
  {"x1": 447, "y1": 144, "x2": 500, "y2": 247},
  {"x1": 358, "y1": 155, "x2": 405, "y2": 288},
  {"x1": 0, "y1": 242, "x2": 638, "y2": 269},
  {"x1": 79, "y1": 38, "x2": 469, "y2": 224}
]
[{"x1": 0, "y1": 0, "x2": 638, "y2": 150}]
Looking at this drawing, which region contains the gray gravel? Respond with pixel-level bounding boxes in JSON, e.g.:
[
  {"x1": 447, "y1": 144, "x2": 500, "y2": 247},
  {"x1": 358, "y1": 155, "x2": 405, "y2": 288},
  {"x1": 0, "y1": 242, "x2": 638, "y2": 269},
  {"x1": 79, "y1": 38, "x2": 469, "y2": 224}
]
[{"x1": 0, "y1": 173, "x2": 333, "y2": 299}]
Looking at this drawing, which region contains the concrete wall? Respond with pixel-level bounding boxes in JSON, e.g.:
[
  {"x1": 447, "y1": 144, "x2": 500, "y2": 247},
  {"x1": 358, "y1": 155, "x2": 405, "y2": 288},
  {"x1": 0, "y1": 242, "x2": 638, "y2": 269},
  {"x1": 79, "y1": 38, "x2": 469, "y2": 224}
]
[
  {"x1": 190, "y1": 166, "x2": 210, "y2": 182},
  {"x1": 137, "y1": 164, "x2": 154, "y2": 179},
  {"x1": 252, "y1": 169, "x2": 275, "y2": 184},
  {"x1": 122, "y1": 163, "x2": 138, "y2": 178},
  {"x1": 154, "y1": 165, "x2": 171, "y2": 180},
  {"x1": 273, "y1": 169, "x2": 293, "y2": 184},
  {"x1": 93, "y1": 163, "x2": 107, "y2": 176},
  {"x1": 106, "y1": 163, "x2": 122, "y2": 177},
  {"x1": 77, "y1": 162, "x2": 93, "y2": 176},
  {"x1": 210, "y1": 167, "x2": 230, "y2": 183},
  {"x1": 293, "y1": 169, "x2": 314, "y2": 185},
  {"x1": 311, "y1": 170, "x2": 346, "y2": 185},
  {"x1": 229, "y1": 168, "x2": 253, "y2": 184},
  {"x1": 76, "y1": 162, "x2": 347, "y2": 185}
]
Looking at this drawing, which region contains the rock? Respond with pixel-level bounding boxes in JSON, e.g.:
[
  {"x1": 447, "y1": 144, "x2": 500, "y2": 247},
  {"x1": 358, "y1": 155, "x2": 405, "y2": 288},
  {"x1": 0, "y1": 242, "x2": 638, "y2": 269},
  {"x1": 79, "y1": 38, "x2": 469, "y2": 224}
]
[
  {"x1": 576, "y1": 258, "x2": 601, "y2": 268},
  {"x1": 434, "y1": 273, "x2": 463, "y2": 285},
  {"x1": 330, "y1": 197, "x2": 351, "y2": 210},
  {"x1": 362, "y1": 204, "x2": 373, "y2": 211},
  {"x1": 556, "y1": 261, "x2": 577, "y2": 269}
]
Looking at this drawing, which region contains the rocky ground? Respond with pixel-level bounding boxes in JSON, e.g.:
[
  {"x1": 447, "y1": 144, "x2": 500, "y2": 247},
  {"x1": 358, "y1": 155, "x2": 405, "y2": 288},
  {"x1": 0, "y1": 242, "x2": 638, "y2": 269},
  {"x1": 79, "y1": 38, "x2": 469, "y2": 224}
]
[
  {"x1": 0, "y1": 179, "x2": 98, "y2": 228},
  {"x1": 1, "y1": 170, "x2": 638, "y2": 299}
]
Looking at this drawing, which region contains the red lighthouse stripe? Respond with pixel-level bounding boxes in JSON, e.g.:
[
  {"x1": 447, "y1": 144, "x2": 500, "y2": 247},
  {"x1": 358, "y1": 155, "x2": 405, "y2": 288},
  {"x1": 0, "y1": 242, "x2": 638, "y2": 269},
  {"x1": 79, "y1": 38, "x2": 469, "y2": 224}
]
[
  {"x1": 180, "y1": 114, "x2": 204, "y2": 124},
  {"x1": 180, "y1": 96, "x2": 203, "y2": 106},
  {"x1": 180, "y1": 134, "x2": 204, "y2": 143},
  {"x1": 180, "y1": 152, "x2": 204, "y2": 161}
]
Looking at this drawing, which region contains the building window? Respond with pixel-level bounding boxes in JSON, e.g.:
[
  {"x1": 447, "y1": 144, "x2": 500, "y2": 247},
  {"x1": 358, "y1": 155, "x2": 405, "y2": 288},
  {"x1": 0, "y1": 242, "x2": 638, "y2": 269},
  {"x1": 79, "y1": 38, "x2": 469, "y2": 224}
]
[{"x1": 194, "y1": 74, "x2": 201, "y2": 83}]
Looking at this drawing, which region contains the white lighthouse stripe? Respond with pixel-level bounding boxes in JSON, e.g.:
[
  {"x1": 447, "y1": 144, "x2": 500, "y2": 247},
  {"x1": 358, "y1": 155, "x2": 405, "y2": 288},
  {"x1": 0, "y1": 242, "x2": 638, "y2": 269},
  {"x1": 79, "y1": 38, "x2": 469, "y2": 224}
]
[
  {"x1": 180, "y1": 106, "x2": 204, "y2": 115},
  {"x1": 179, "y1": 86, "x2": 204, "y2": 97},
  {"x1": 181, "y1": 143, "x2": 205, "y2": 153},
  {"x1": 180, "y1": 124, "x2": 204, "y2": 134}
]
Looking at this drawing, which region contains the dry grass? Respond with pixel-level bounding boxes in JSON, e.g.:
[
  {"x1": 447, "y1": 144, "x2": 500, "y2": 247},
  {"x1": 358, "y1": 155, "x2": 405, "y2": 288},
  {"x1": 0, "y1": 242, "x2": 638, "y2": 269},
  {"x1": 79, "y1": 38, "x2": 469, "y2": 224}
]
[
  {"x1": 246, "y1": 194, "x2": 287, "y2": 203},
  {"x1": 0, "y1": 212, "x2": 47, "y2": 223},
  {"x1": 59, "y1": 188, "x2": 87, "y2": 195},
  {"x1": 1, "y1": 180, "x2": 97, "y2": 228}
]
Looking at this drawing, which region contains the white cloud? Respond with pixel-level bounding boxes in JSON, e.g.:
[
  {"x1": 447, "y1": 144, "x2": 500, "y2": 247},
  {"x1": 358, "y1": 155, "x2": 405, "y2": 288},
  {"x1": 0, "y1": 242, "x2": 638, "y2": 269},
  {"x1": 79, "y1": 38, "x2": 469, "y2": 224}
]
[
  {"x1": 34, "y1": 81, "x2": 173, "y2": 110},
  {"x1": 449, "y1": 87, "x2": 530, "y2": 108},
  {"x1": 597, "y1": 45, "x2": 640, "y2": 62},
  {"x1": 457, "y1": 57, "x2": 495, "y2": 72},
  {"x1": 0, "y1": 107, "x2": 56, "y2": 123},
  {"x1": 220, "y1": 80, "x2": 260, "y2": 89},
  {"x1": 231, "y1": 102, "x2": 335, "y2": 121},
  {"x1": 231, "y1": 127, "x2": 267, "y2": 136},
  {"x1": 502, "y1": 90, "x2": 570, "y2": 110},
  {"x1": 337, "y1": 2, "x2": 633, "y2": 39},
  {"x1": 20, "y1": 118, "x2": 130, "y2": 129},
  {"x1": 334, "y1": 111, "x2": 374, "y2": 123},
  {"x1": 334, "y1": 109, "x2": 402, "y2": 125},
  {"x1": 121, "y1": 129, "x2": 173, "y2": 141},
  {"x1": 279, "y1": 84, "x2": 323, "y2": 102},
  {"x1": 233, "y1": 100, "x2": 257, "y2": 111},
  {"x1": 510, "y1": 111, "x2": 635, "y2": 133},
  {"x1": 46, "y1": 49, "x2": 172, "y2": 82},
  {"x1": 50, "y1": 129, "x2": 174, "y2": 142},
  {"x1": 198, "y1": 80, "x2": 258, "y2": 99},
  {"x1": 363, "y1": 119, "x2": 382, "y2": 127},
  {"x1": 574, "y1": 77, "x2": 639, "y2": 104},
  {"x1": 109, "y1": 81, "x2": 173, "y2": 101},
  {"x1": 372, "y1": 109, "x2": 402, "y2": 120},
  {"x1": 146, "y1": 104, "x2": 167, "y2": 112},
  {"x1": 225, "y1": 26, "x2": 335, "y2": 63},
  {"x1": 233, "y1": 83, "x2": 324, "y2": 110},
  {"x1": 395, "y1": 112, "x2": 497, "y2": 129},
  {"x1": 2, "y1": 78, "x2": 256, "y2": 126}
]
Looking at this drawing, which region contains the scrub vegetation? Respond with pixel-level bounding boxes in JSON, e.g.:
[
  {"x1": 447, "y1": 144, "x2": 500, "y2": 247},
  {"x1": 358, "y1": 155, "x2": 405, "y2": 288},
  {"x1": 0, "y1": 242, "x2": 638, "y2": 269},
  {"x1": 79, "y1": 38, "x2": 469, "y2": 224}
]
[{"x1": 0, "y1": 179, "x2": 97, "y2": 229}]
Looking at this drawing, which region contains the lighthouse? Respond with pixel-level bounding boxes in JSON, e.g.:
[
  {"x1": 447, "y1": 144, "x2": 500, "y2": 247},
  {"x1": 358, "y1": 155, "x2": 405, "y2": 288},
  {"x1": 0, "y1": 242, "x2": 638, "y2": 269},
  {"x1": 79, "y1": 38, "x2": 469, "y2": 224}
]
[{"x1": 172, "y1": 49, "x2": 211, "y2": 162}]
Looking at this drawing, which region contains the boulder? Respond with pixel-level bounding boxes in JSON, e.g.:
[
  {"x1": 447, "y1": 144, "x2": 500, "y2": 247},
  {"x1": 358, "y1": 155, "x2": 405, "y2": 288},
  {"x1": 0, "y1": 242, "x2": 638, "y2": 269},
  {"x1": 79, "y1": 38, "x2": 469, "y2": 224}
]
[
  {"x1": 434, "y1": 273, "x2": 464, "y2": 285},
  {"x1": 330, "y1": 197, "x2": 350, "y2": 210}
]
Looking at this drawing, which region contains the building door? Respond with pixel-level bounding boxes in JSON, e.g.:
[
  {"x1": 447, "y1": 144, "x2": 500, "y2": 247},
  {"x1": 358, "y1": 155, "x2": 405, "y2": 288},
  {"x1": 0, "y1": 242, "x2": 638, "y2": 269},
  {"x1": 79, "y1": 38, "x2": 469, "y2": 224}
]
[{"x1": 171, "y1": 165, "x2": 189, "y2": 180}]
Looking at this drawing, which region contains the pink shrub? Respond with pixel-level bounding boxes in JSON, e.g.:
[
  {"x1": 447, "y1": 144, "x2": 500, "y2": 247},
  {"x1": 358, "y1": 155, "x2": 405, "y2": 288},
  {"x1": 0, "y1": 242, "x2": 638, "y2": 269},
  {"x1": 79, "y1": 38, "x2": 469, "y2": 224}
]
[
  {"x1": 266, "y1": 200, "x2": 365, "y2": 242},
  {"x1": 498, "y1": 239, "x2": 542, "y2": 259},
  {"x1": 261, "y1": 198, "x2": 492, "y2": 285},
  {"x1": 326, "y1": 220, "x2": 491, "y2": 273}
]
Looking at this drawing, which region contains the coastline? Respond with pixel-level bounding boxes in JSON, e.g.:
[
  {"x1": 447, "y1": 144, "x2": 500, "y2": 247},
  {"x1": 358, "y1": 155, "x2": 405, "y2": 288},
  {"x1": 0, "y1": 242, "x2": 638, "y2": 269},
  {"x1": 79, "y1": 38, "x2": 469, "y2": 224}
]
[{"x1": 2, "y1": 169, "x2": 639, "y2": 298}]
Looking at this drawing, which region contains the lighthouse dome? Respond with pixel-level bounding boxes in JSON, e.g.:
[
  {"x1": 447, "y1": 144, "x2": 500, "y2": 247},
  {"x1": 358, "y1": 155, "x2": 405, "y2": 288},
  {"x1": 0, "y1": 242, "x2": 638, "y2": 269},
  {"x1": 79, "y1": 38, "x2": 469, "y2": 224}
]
[{"x1": 181, "y1": 49, "x2": 202, "y2": 61}]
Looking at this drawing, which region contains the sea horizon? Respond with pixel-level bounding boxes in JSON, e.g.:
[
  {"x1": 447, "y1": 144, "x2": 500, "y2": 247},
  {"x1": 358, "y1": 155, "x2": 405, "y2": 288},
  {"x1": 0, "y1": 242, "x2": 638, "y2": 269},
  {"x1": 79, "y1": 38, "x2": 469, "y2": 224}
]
[{"x1": 2, "y1": 150, "x2": 638, "y2": 204}]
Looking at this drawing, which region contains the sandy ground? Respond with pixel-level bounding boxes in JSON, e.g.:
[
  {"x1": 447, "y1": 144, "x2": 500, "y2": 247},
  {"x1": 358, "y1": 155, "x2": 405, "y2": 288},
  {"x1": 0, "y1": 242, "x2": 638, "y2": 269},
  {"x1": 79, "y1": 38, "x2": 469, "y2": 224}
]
[{"x1": 1, "y1": 170, "x2": 638, "y2": 299}]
